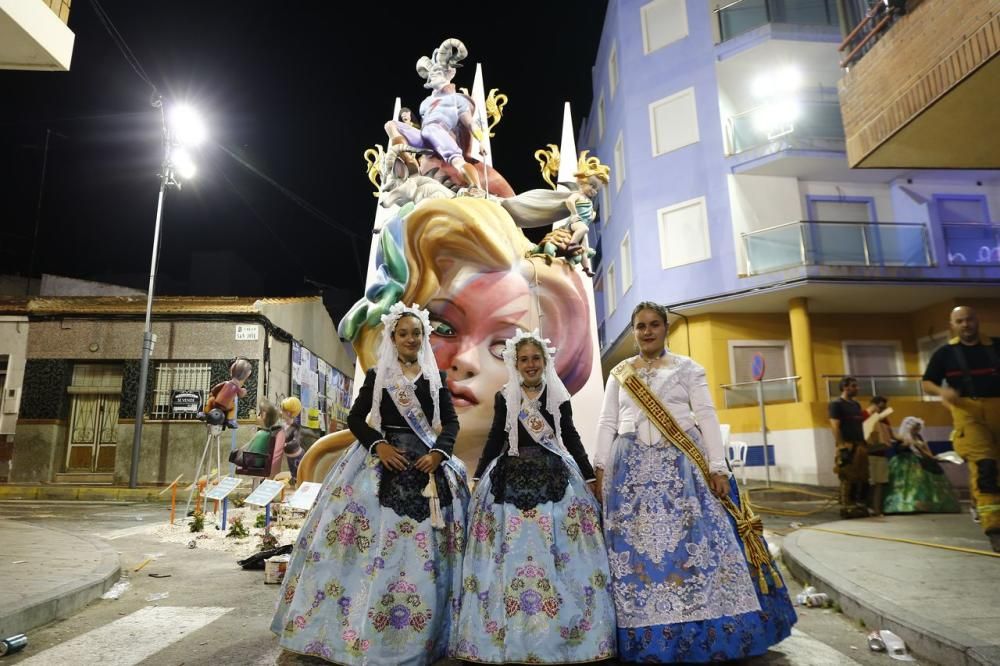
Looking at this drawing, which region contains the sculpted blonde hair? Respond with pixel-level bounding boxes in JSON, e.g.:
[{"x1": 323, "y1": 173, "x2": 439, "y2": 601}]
[{"x1": 355, "y1": 198, "x2": 593, "y2": 392}]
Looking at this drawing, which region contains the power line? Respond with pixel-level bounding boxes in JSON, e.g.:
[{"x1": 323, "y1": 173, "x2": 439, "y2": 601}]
[{"x1": 88, "y1": 0, "x2": 158, "y2": 92}]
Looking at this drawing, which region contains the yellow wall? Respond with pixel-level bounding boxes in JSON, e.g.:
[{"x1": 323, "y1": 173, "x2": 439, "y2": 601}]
[{"x1": 685, "y1": 298, "x2": 1000, "y2": 432}]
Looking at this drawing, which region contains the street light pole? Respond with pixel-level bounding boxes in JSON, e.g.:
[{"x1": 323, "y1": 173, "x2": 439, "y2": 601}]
[{"x1": 128, "y1": 98, "x2": 203, "y2": 488}]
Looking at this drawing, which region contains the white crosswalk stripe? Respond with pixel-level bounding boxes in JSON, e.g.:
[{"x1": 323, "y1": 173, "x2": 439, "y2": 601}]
[{"x1": 17, "y1": 606, "x2": 233, "y2": 666}]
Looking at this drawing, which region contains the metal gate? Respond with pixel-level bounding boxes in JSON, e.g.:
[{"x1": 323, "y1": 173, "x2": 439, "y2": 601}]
[{"x1": 65, "y1": 365, "x2": 122, "y2": 472}]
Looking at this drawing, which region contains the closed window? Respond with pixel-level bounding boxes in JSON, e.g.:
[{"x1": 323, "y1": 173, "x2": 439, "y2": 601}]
[
  {"x1": 598, "y1": 94, "x2": 606, "y2": 140},
  {"x1": 614, "y1": 132, "x2": 625, "y2": 192},
  {"x1": 620, "y1": 232, "x2": 633, "y2": 291},
  {"x1": 641, "y1": 0, "x2": 689, "y2": 54},
  {"x1": 808, "y1": 197, "x2": 874, "y2": 222},
  {"x1": 843, "y1": 342, "x2": 902, "y2": 376},
  {"x1": 650, "y1": 87, "x2": 699, "y2": 157},
  {"x1": 730, "y1": 342, "x2": 791, "y2": 384},
  {"x1": 658, "y1": 196, "x2": 711, "y2": 268},
  {"x1": 606, "y1": 262, "x2": 618, "y2": 314},
  {"x1": 600, "y1": 182, "x2": 611, "y2": 225},
  {"x1": 152, "y1": 361, "x2": 212, "y2": 420},
  {"x1": 609, "y1": 43, "x2": 619, "y2": 98}
]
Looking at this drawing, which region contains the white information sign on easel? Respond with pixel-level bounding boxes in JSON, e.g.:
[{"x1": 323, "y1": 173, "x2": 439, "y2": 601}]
[
  {"x1": 205, "y1": 476, "x2": 242, "y2": 501},
  {"x1": 286, "y1": 482, "x2": 322, "y2": 511},
  {"x1": 244, "y1": 479, "x2": 286, "y2": 507}
]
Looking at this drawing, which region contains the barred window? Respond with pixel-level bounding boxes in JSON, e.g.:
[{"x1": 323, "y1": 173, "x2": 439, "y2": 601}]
[{"x1": 152, "y1": 362, "x2": 212, "y2": 420}]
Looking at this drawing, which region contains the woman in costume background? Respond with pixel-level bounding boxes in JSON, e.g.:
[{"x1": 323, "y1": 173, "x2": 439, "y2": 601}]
[
  {"x1": 340, "y1": 198, "x2": 594, "y2": 469},
  {"x1": 596, "y1": 301, "x2": 795, "y2": 663},
  {"x1": 271, "y1": 303, "x2": 469, "y2": 665},
  {"x1": 452, "y1": 330, "x2": 615, "y2": 663},
  {"x1": 883, "y1": 416, "x2": 961, "y2": 515}
]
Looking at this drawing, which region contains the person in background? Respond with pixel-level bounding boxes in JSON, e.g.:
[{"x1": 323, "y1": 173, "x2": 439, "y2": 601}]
[
  {"x1": 883, "y1": 416, "x2": 961, "y2": 515},
  {"x1": 865, "y1": 396, "x2": 893, "y2": 517},
  {"x1": 921, "y1": 306, "x2": 1000, "y2": 551},
  {"x1": 829, "y1": 377, "x2": 869, "y2": 519}
]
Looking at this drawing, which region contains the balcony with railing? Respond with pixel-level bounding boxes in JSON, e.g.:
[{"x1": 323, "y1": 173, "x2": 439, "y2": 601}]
[
  {"x1": 725, "y1": 98, "x2": 844, "y2": 158},
  {"x1": 743, "y1": 220, "x2": 933, "y2": 275},
  {"x1": 716, "y1": 0, "x2": 839, "y2": 43},
  {"x1": 942, "y1": 224, "x2": 1000, "y2": 267},
  {"x1": 721, "y1": 376, "x2": 800, "y2": 408},
  {"x1": 823, "y1": 375, "x2": 928, "y2": 400}
]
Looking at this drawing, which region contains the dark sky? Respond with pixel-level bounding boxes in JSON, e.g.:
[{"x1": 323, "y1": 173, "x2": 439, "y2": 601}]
[{"x1": 0, "y1": 1, "x2": 607, "y2": 318}]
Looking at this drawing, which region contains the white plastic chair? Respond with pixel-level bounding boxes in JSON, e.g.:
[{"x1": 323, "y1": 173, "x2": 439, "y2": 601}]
[{"x1": 726, "y1": 440, "x2": 749, "y2": 486}]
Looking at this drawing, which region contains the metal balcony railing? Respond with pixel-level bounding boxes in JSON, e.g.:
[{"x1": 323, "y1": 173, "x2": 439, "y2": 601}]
[
  {"x1": 725, "y1": 99, "x2": 845, "y2": 156},
  {"x1": 716, "y1": 0, "x2": 838, "y2": 43},
  {"x1": 743, "y1": 220, "x2": 933, "y2": 275},
  {"x1": 823, "y1": 375, "x2": 927, "y2": 400},
  {"x1": 721, "y1": 376, "x2": 800, "y2": 408},
  {"x1": 839, "y1": 0, "x2": 908, "y2": 68},
  {"x1": 942, "y1": 224, "x2": 1000, "y2": 266}
]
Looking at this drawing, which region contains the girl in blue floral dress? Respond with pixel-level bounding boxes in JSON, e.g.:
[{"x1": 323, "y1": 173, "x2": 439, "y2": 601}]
[
  {"x1": 596, "y1": 302, "x2": 795, "y2": 663},
  {"x1": 271, "y1": 303, "x2": 469, "y2": 665},
  {"x1": 452, "y1": 330, "x2": 616, "y2": 663}
]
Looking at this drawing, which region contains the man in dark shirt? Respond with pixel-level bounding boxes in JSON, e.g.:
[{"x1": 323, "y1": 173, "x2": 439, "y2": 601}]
[
  {"x1": 829, "y1": 376, "x2": 869, "y2": 518},
  {"x1": 922, "y1": 306, "x2": 1000, "y2": 551}
]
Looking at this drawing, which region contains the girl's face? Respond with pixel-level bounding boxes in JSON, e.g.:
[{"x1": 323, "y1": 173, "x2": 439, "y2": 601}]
[
  {"x1": 516, "y1": 342, "x2": 545, "y2": 385},
  {"x1": 633, "y1": 308, "x2": 667, "y2": 357},
  {"x1": 427, "y1": 267, "x2": 536, "y2": 459},
  {"x1": 392, "y1": 314, "x2": 423, "y2": 361}
]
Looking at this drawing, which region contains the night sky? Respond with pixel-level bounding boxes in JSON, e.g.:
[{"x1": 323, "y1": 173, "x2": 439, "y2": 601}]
[{"x1": 0, "y1": 1, "x2": 607, "y2": 318}]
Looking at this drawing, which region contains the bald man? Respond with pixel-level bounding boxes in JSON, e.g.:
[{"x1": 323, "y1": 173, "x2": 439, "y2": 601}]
[{"x1": 922, "y1": 306, "x2": 1000, "y2": 552}]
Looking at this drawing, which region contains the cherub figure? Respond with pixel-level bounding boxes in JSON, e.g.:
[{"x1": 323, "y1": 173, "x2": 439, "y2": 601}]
[
  {"x1": 199, "y1": 358, "x2": 252, "y2": 429},
  {"x1": 558, "y1": 151, "x2": 610, "y2": 276}
]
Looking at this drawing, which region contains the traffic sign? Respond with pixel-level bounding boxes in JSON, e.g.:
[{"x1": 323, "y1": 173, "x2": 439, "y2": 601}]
[{"x1": 751, "y1": 353, "x2": 766, "y2": 381}]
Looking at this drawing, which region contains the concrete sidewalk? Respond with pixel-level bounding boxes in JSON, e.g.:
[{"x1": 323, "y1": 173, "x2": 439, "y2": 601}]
[
  {"x1": 782, "y1": 512, "x2": 1000, "y2": 666},
  {"x1": 0, "y1": 517, "x2": 120, "y2": 637}
]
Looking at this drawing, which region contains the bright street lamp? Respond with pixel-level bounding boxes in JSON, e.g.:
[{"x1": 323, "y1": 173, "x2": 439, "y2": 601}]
[{"x1": 128, "y1": 96, "x2": 205, "y2": 488}]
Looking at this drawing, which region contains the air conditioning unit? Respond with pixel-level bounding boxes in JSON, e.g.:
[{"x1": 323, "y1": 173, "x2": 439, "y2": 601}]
[{"x1": 2, "y1": 388, "x2": 20, "y2": 415}]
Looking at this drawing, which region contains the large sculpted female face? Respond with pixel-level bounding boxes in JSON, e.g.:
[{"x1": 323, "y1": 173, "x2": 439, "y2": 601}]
[{"x1": 344, "y1": 198, "x2": 594, "y2": 467}]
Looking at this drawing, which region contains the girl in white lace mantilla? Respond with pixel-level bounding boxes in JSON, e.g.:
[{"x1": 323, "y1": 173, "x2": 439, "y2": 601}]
[
  {"x1": 452, "y1": 329, "x2": 616, "y2": 663},
  {"x1": 271, "y1": 303, "x2": 469, "y2": 666},
  {"x1": 596, "y1": 302, "x2": 796, "y2": 663}
]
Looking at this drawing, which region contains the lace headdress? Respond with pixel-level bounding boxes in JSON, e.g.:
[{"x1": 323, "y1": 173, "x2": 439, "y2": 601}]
[
  {"x1": 501, "y1": 329, "x2": 571, "y2": 456},
  {"x1": 369, "y1": 302, "x2": 442, "y2": 432}
]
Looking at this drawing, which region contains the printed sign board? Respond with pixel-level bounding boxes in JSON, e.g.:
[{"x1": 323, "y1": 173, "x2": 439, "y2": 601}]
[{"x1": 244, "y1": 479, "x2": 286, "y2": 507}]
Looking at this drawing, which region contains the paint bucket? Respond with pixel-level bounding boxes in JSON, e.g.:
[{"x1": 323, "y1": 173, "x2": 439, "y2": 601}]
[
  {"x1": 0, "y1": 634, "x2": 28, "y2": 656},
  {"x1": 264, "y1": 554, "x2": 290, "y2": 584}
]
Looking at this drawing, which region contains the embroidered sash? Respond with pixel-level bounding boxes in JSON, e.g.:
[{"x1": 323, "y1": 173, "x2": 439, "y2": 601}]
[
  {"x1": 384, "y1": 374, "x2": 466, "y2": 480},
  {"x1": 611, "y1": 360, "x2": 780, "y2": 593},
  {"x1": 517, "y1": 401, "x2": 573, "y2": 466}
]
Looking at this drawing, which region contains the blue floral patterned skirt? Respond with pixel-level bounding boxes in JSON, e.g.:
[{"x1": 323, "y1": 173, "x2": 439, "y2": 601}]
[
  {"x1": 604, "y1": 432, "x2": 796, "y2": 663},
  {"x1": 270, "y1": 436, "x2": 469, "y2": 665},
  {"x1": 452, "y1": 447, "x2": 617, "y2": 663}
]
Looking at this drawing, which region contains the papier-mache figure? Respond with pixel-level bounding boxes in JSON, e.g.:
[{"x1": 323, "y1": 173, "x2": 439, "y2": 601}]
[
  {"x1": 279, "y1": 396, "x2": 304, "y2": 484},
  {"x1": 199, "y1": 358, "x2": 252, "y2": 429},
  {"x1": 384, "y1": 38, "x2": 490, "y2": 195}
]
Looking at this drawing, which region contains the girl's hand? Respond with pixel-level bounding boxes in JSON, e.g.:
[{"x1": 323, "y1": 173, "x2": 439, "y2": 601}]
[
  {"x1": 376, "y1": 442, "x2": 409, "y2": 471},
  {"x1": 414, "y1": 451, "x2": 444, "y2": 473},
  {"x1": 709, "y1": 473, "x2": 730, "y2": 499}
]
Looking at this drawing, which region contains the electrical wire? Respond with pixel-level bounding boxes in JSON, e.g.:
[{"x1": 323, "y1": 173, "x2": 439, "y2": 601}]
[{"x1": 88, "y1": 0, "x2": 158, "y2": 93}]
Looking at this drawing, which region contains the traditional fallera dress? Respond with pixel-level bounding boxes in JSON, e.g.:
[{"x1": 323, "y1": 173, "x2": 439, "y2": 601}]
[
  {"x1": 884, "y1": 435, "x2": 961, "y2": 514},
  {"x1": 452, "y1": 389, "x2": 616, "y2": 663},
  {"x1": 270, "y1": 367, "x2": 469, "y2": 665},
  {"x1": 596, "y1": 354, "x2": 796, "y2": 663}
]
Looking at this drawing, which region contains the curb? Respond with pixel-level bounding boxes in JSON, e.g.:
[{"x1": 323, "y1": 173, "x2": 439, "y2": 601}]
[
  {"x1": 782, "y1": 529, "x2": 1000, "y2": 666},
  {"x1": 0, "y1": 485, "x2": 180, "y2": 503},
  {"x1": 0, "y1": 525, "x2": 121, "y2": 637}
]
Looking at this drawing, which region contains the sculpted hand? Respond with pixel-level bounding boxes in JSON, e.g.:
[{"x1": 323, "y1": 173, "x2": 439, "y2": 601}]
[
  {"x1": 376, "y1": 442, "x2": 409, "y2": 471},
  {"x1": 414, "y1": 451, "x2": 444, "y2": 473}
]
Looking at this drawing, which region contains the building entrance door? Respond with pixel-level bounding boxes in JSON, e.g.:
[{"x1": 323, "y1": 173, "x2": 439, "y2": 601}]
[{"x1": 65, "y1": 365, "x2": 122, "y2": 473}]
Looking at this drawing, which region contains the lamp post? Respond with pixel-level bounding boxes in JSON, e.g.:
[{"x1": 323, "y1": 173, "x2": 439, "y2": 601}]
[{"x1": 128, "y1": 97, "x2": 205, "y2": 488}]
